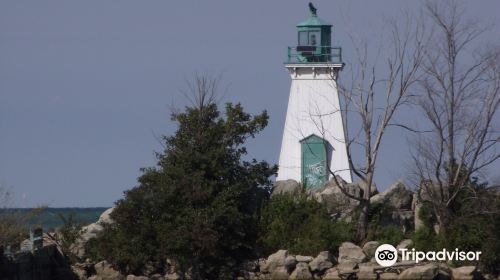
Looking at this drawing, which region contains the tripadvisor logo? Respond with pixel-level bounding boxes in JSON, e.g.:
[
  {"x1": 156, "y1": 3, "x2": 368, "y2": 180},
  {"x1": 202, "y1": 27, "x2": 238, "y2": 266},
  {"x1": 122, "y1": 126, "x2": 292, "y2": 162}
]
[
  {"x1": 375, "y1": 244, "x2": 398, "y2": 267},
  {"x1": 374, "y1": 244, "x2": 482, "y2": 267}
]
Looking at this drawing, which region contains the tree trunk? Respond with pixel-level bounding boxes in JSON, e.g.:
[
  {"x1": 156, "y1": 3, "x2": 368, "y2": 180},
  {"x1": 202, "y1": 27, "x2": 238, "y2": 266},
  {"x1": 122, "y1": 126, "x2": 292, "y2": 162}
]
[{"x1": 356, "y1": 199, "x2": 370, "y2": 242}]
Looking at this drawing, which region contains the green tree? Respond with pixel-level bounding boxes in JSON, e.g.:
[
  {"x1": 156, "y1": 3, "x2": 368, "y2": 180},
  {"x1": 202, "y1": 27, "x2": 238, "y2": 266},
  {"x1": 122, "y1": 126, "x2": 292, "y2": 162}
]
[{"x1": 89, "y1": 77, "x2": 276, "y2": 278}]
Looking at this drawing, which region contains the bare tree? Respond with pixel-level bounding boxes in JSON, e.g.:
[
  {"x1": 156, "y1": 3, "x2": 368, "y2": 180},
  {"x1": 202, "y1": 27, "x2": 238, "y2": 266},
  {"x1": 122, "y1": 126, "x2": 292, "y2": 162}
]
[
  {"x1": 411, "y1": 1, "x2": 500, "y2": 236},
  {"x1": 308, "y1": 14, "x2": 427, "y2": 240}
]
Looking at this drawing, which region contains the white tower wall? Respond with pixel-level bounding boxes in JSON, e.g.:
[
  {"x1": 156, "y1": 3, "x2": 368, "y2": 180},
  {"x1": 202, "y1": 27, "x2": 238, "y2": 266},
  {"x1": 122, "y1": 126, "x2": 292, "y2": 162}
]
[{"x1": 277, "y1": 64, "x2": 352, "y2": 183}]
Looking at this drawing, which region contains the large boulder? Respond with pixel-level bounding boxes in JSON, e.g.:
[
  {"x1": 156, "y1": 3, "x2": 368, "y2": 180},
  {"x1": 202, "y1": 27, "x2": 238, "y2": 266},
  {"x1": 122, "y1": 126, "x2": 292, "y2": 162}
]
[
  {"x1": 309, "y1": 251, "x2": 334, "y2": 273},
  {"x1": 260, "y1": 250, "x2": 289, "y2": 274},
  {"x1": 289, "y1": 262, "x2": 313, "y2": 280},
  {"x1": 398, "y1": 263, "x2": 451, "y2": 280},
  {"x1": 338, "y1": 242, "x2": 367, "y2": 264},
  {"x1": 94, "y1": 260, "x2": 124, "y2": 280},
  {"x1": 272, "y1": 180, "x2": 301, "y2": 197},
  {"x1": 308, "y1": 178, "x2": 376, "y2": 221},
  {"x1": 371, "y1": 182, "x2": 412, "y2": 210}
]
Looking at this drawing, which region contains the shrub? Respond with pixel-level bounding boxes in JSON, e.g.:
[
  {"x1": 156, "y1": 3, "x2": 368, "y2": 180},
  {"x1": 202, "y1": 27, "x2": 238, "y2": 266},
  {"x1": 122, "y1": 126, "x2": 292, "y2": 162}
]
[
  {"x1": 259, "y1": 191, "x2": 354, "y2": 256},
  {"x1": 57, "y1": 213, "x2": 86, "y2": 263},
  {"x1": 365, "y1": 202, "x2": 405, "y2": 245}
]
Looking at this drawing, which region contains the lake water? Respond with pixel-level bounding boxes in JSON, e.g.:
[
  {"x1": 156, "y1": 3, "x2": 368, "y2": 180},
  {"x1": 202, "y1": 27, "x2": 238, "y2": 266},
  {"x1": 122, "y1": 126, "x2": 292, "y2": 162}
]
[{"x1": 2, "y1": 207, "x2": 109, "y2": 230}]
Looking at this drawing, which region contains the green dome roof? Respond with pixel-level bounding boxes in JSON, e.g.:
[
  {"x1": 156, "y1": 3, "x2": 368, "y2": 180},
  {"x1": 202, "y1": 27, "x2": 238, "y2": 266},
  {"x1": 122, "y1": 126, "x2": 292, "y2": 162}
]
[{"x1": 297, "y1": 15, "x2": 331, "y2": 27}]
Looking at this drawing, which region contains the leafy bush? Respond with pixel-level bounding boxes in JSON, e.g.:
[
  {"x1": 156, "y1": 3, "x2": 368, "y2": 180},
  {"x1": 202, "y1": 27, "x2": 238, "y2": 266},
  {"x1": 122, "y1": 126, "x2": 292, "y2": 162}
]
[
  {"x1": 412, "y1": 227, "x2": 443, "y2": 252},
  {"x1": 373, "y1": 225, "x2": 405, "y2": 246},
  {"x1": 365, "y1": 202, "x2": 405, "y2": 245},
  {"x1": 259, "y1": 191, "x2": 354, "y2": 256}
]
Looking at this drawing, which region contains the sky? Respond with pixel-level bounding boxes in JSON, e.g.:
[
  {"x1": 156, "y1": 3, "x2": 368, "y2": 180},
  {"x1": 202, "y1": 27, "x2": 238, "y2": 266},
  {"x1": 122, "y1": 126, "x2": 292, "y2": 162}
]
[{"x1": 1, "y1": 1, "x2": 499, "y2": 207}]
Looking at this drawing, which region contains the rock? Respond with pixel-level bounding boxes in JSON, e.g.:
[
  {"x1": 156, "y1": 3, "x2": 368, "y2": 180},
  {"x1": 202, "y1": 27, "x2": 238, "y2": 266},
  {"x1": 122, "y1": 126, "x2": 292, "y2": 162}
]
[
  {"x1": 309, "y1": 251, "x2": 334, "y2": 273},
  {"x1": 296, "y1": 255, "x2": 314, "y2": 263},
  {"x1": 323, "y1": 268, "x2": 341, "y2": 280},
  {"x1": 307, "y1": 177, "x2": 358, "y2": 220},
  {"x1": 272, "y1": 180, "x2": 301, "y2": 196},
  {"x1": 396, "y1": 239, "x2": 413, "y2": 250},
  {"x1": 289, "y1": 262, "x2": 313, "y2": 279},
  {"x1": 261, "y1": 250, "x2": 288, "y2": 273},
  {"x1": 164, "y1": 272, "x2": 181, "y2": 280},
  {"x1": 357, "y1": 262, "x2": 379, "y2": 279},
  {"x1": 388, "y1": 210, "x2": 415, "y2": 233},
  {"x1": 285, "y1": 255, "x2": 298, "y2": 271},
  {"x1": 362, "y1": 241, "x2": 380, "y2": 258},
  {"x1": 150, "y1": 274, "x2": 164, "y2": 280},
  {"x1": 336, "y1": 261, "x2": 359, "y2": 275},
  {"x1": 257, "y1": 258, "x2": 267, "y2": 272},
  {"x1": 126, "y1": 276, "x2": 149, "y2": 280},
  {"x1": 72, "y1": 207, "x2": 115, "y2": 258},
  {"x1": 338, "y1": 242, "x2": 367, "y2": 264},
  {"x1": 380, "y1": 272, "x2": 399, "y2": 279},
  {"x1": 270, "y1": 266, "x2": 289, "y2": 280},
  {"x1": 398, "y1": 263, "x2": 451, "y2": 280},
  {"x1": 98, "y1": 207, "x2": 115, "y2": 224},
  {"x1": 451, "y1": 266, "x2": 476, "y2": 280},
  {"x1": 72, "y1": 266, "x2": 88, "y2": 280},
  {"x1": 371, "y1": 181, "x2": 412, "y2": 210},
  {"x1": 94, "y1": 260, "x2": 124, "y2": 280}
]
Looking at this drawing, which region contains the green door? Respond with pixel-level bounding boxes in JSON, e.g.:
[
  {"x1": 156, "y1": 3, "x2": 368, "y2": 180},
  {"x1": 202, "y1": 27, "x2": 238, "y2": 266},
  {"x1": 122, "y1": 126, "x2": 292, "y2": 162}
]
[{"x1": 301, "y1": 134, "x2": 328, "y2": 188}]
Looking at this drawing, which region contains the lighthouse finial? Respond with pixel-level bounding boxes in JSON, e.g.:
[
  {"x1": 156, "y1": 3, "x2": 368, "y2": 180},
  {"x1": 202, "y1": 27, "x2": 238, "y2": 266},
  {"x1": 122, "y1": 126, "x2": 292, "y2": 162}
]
[{"x1": 308, "y1": 2, "x2": 317, "y2": 16}]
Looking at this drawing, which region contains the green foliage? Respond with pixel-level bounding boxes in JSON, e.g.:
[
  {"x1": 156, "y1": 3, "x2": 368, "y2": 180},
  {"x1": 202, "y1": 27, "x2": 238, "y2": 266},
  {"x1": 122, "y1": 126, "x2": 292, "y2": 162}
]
[
  {"x1": 365, "y1": 203, "x2": 405, "y2": 246},
  {"x1": 417, "y1": 201, "x2": 436, "y2": 229},
  {"x1": 374, "y1": 225, "x2": 405, "y2": 246},
  {"x1": 259, "y1": 191, "x2": 354, "y2": 256},
  {"x1": 57, "y1": 213, "x2": 86, "y2": 263},
  {"x1": 88, "y1": 99, "x2": 276, "y2": 278},
  {"x1": 0, "y1": 211, "x2": 27, "y2": 247},
  {"x1": 412, "y1": 227, "x2": 443, "y2": 252},
  {"x1": 412, "y1": 184, "x2": 500, "y2": 275}
]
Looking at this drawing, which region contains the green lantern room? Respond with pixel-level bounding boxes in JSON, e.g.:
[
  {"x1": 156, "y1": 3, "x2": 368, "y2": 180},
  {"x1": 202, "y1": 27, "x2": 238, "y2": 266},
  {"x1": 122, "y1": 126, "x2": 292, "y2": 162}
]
[{"x1": 287, "y1": 3, "x2": 342, "y2": 63}]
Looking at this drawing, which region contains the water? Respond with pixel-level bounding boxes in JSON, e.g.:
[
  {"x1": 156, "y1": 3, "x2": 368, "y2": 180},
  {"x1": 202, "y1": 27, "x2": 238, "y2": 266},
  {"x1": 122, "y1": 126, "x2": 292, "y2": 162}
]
[{"x1": 1, "y1": 207, "x2": 109, "y2": 231}]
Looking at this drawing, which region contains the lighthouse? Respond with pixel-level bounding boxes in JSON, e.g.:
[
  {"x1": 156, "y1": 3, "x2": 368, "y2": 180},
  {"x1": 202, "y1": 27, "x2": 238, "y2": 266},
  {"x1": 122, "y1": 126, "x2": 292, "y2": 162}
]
[{"x1": 277, "y1": 3, "x2": 352, "y2": 188}]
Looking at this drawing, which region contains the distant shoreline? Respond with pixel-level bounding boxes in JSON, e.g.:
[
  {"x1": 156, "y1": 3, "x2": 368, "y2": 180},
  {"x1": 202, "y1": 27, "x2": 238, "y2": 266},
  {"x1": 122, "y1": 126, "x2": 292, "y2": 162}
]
[{"x1": 1, "y1": 207, "x2": 109, "y2": 230}]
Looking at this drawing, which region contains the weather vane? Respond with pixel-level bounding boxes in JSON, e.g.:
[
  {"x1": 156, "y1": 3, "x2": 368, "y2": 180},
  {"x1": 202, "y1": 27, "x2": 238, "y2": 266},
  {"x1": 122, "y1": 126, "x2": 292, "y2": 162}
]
[{"x1": 308, "y1": 2, "x2": 317, "y2": 16}]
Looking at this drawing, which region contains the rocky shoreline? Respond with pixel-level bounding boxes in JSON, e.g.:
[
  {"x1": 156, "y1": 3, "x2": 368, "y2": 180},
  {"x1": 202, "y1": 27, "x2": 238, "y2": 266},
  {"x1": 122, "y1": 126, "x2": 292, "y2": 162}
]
[{"x1": 72, "y1": 242, "x2": 485, "y2": 279}]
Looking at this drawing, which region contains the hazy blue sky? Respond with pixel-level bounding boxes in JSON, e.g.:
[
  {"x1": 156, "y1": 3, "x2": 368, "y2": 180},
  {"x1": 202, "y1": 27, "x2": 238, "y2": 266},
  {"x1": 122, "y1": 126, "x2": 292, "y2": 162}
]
[{"x1": 1, "y1": 1, "x2": 499, "y2": 207}]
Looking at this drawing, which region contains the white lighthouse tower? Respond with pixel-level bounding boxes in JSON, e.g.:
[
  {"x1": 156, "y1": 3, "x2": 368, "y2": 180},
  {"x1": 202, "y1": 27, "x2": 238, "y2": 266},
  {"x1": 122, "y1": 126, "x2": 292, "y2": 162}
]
[{"x1": 277, "y1": 3, "x2": 352, "y2": 187}]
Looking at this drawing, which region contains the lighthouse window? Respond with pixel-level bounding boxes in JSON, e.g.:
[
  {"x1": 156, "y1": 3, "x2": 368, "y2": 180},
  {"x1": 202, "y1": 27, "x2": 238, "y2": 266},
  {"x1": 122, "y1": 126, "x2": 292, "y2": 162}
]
[
  {"x1": 298, "y1": 31, "x2": 321, "y2": 46},
  {"x1": 299, "y1": 31, "x2": 308, "y2": 46},
  {"x1": 309, "y1": 32, "x2": 320, "y2": 46}
]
